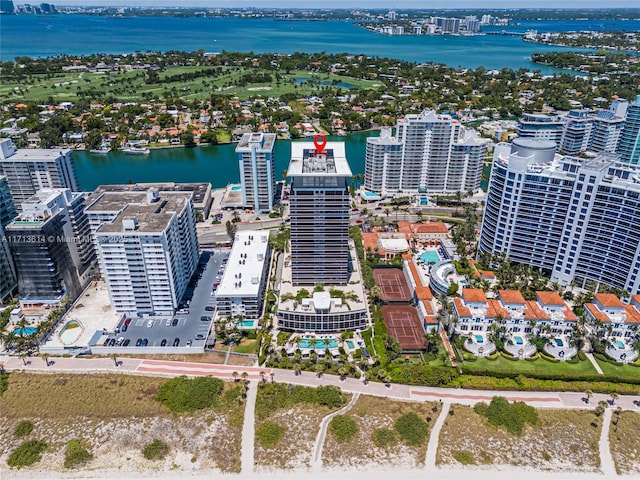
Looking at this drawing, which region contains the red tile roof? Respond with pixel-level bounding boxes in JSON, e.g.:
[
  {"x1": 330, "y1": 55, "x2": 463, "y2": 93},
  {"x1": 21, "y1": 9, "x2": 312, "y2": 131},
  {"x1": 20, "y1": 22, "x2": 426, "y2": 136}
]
[
  {"x1": 594, "y1": 293, "x2": 625, "y2": 308},
  {"x1": 536, "y1": 291, "x2": 564, "y2": 306},
  {"x1": 453, "y1": 297, "x2": 472, "y2": 318},
  {"x1": 462, "y1": 289, "x2": 488, "y2": 304},
  {"x1": 585, "y1": 303, "x2": 610, "y2": 323},
  {"x1": 498, "y1": 290, "x2": 526, "y2": 305}
]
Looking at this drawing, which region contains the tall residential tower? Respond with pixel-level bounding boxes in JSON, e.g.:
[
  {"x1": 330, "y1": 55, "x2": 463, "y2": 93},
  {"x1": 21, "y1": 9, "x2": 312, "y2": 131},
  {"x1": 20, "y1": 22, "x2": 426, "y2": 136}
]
[
  {"x1": 235, "y1": 132, "x2": 276, "y2": 213},
  {"x1": 617, "y1": 95, "x2": 640, "y2": 165}
]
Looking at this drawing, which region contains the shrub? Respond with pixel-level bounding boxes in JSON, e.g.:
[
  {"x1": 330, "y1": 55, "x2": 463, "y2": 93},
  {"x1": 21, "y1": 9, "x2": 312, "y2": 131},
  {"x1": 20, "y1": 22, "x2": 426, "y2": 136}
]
[
  {"x1": 7, "y1": 440, "x2": 48, "y2": 469},
  {"x1": 316, "y1": 386, "x2": 344, "y2": 409},
  {"x1": 479, "y1": 396, "x2": 539, "y2": 435},
  {"x1": 473, "y1": 402, "x2": 489, "y2": 417},
  {"x1": 578, "y1": 351, "x2": 587, "y2": 361},
  {"x1": 255, "y1": 383, "x2": 346, "y2": 420},
  {"x1": 13, "y1": 420, "x2": 34, "y2": 438},
  {"x1": 394, "y1": 412, "x2": 429, "y2": 446},
  {"x1": 372, "y1": 428, "x2": 397, "y2": 447},
  {"x1": 64, "y1": 439, "x2": 92, "y2": 469},
  {"x1": 0, "y1": 373, "x2": 8, "y2": 396},
  {"x1": 453, "y1": 450, "x2": 476, "y2": 465},
  {"x1": 256, "y1": 422, "x2": 285, "y2": 447},
  {"x1": 156, "y1": 376, "x2": 224, "y2": 413},
  {"x1": 329, "y1": 415, "x2": 358, "y2": 442},
  {"x1": 142, "y1": 439, "x2": 169, "y2": 461}
]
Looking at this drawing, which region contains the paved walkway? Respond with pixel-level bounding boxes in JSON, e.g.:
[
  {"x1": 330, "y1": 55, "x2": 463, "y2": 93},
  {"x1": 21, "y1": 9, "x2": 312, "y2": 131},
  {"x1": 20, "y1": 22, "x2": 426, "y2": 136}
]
[
  {"x1": 598, "y1": 408, "x2": 616, "y2": 477},
  {"x1": 2, "y1": 355, "x2": 640, "y2": 411},
  {"x1": 240, "y1": 380, "x2": 258, "y2": 475},
  {"x1": 585, "y1": 352, "x2": 605, "y2": 375},
  {"x1": 312, "y1": 392, "x2": 360, "y2": 471},
  {"x1": 424, "y1": 402, "x2": 450, "y2": 468}
]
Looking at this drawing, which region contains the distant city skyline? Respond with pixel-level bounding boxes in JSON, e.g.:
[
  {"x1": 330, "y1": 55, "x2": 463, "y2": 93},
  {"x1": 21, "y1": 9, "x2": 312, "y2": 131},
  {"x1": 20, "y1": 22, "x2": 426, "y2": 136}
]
[{"x1": 45, "y1": 1, "x2": 640, "y2": 9}]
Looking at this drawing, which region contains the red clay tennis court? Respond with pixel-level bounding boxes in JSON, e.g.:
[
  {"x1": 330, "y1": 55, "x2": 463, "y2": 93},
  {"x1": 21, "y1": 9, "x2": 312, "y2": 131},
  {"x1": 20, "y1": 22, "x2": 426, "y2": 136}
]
[
  {"x1": 381, "y1": 305, "x2": 426, "y2": 351},
  {"x1": 373, "y1": 268, "x2": 412, "y2": 302}
]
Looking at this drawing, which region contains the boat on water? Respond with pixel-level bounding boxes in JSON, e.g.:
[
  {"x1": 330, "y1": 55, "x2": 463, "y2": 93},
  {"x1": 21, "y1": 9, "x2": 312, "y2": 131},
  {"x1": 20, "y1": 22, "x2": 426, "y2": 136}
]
[
  {"x1": 122, "y1": 147, "x2": 150, "y2": 155},
  {"x1": 89, "y1": 146, "x2": 111, "y2": 154}
]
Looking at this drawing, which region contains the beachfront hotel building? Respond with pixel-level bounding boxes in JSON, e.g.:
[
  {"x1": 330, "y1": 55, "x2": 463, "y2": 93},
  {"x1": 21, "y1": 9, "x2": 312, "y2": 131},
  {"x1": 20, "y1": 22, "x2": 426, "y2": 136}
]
[
  {"x1": 235, "y1": 132, "x2": 277, "y2": 213},
  {"x1": 215, "y1": 230, "x2": 271, "y2": 326},
  {"x1": 0, "y1": 138, "x2": 78, "y2": 212},
  {"x1": 479, "y1": 138, "x2": 640, "y2": 295},
  {"x1": 5, "y1": 189, "x2": 95, "y2": 303},
  {"x1": 277, "y1": 141, "x2": 368, "y2": 332},
  {"x1": 364, "y1": 110, "x2": 488, "y2": 197},
  {"x1": 0, "y1": 175, "x2": 18, "y2": 301},
  {"x1": 617, "y1": 94, "x2": 640, "y2": 165},
  {"x1": 94, "y1": 189, "x2": 198, "y2": 315}
]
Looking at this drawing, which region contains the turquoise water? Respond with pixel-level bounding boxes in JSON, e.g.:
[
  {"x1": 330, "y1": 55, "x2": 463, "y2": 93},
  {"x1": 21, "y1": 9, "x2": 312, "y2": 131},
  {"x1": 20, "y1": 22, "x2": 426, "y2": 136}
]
[
  {"x1": 299, "y1": 338, "x2": 339, "y2": 349},
  {"x1": 554, "y1": 338, "x2": 564, "y2": 347},
  {"x1": 615, "y1": 340, "x2": 625, "y2": 349},
  {"x1": 362, "y1": 191, "x2": 380, "y2": 198},
  {"x1": 346, "y1": 340, "x2": 356, "y2": 350},
  {"x1": 514, "y1": 336, "x2": 524, "y2": 345},
  {"x1": 3, "y1": 15, "x2": 631, "y2": 71},
  {"x1": 12, "y1": 327, "x2": 37, "y2": 335},
  {"x1": 419, "y1": 251, "x2": 441, "y2": 264},
  {"x1": 231, "y1": 185, "x2": 242, "y2": 191},
  {"x1": 73, "y1": 132, "x2": 373, "y2": 190},
  {"x1": 236, "y1": 320, "x2": 255, "y2": 328},
  {"x1": 475, "y1": 335, "x2": 484, "y2": 344}
]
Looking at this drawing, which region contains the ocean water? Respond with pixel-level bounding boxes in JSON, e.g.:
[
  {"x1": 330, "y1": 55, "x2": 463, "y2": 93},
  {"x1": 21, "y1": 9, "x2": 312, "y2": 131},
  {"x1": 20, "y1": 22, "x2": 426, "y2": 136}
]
[{"x1": 2, "y1": 15, "x2": 628, "y2": 71}]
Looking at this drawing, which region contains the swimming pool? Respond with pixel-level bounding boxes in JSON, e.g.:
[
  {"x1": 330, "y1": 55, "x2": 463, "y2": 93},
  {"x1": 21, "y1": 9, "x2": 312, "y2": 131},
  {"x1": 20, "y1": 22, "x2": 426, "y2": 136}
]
[
  {"x1": 361, "y1": 191, "x2": 381, "y2": 199},
  {"x1": 12, "y1": 326, "x2": 37, "y2": 336},
  {"x1": 554, "y1": 338, "x2": 564, "y2": 347},
  {"x1": 514, "y1": 336, "x2": 524, "y2": 345},
  {"x1": 236, "y1": 320, "x2": 255, "y2": 328},
  {"x1": 346, "y1": 340, "x2": 356, "y2": 350},
  {"x1": 419, "y1": 251, "x2": 441, "y2": 264},
  {"x1": 299, "y1": 338, "x2": 339, "y2": 349},
  {"x1": 459, "y1": 280, "x2": 468, "y2": 286},
  {"x1": 231, "y1": 185, "x2": 242, "y2": 191},
  {"x1": 474, "y1": 334, "x2": 484, "y2": 344},
  {"x1": 615, "y1": 340, "x2": 625, "y2": 349},
  {"x1": 59, "y1": 320, "x2": 83, "y2": 345}
]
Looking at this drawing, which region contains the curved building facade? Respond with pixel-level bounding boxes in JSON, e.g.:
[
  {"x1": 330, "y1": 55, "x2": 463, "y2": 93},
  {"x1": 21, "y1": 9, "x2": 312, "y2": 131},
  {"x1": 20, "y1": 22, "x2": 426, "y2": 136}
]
[{"x1": 479, "y1": 139, "x2": 640, "y2": 295}]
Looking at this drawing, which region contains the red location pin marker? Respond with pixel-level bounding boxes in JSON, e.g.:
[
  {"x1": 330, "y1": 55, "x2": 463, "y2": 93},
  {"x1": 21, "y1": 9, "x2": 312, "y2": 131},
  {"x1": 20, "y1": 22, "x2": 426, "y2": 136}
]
[{"x1": 313, "y1": 134, "x2": 327, "y2": 154}]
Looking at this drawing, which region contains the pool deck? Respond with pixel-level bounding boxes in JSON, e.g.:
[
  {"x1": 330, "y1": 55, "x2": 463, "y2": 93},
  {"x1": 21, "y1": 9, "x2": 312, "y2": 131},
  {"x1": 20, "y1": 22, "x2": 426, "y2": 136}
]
[{"x1": 42, "y1": 281, "x2": 121, "y2": 352}]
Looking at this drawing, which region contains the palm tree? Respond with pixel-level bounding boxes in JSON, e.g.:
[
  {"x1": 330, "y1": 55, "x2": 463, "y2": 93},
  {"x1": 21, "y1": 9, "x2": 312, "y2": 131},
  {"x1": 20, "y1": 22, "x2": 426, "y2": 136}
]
[
  {"x1": 259, "y1": 371, "x2": 266, "y2": 383},
  {"x1": 232, "y1": 371, "x2": 239, "y2": 382},
  {"x1": 585, "y1": 390, "x2": 593, "y2": 404},
  {"x1": 241, "y1": 371, "x2": 249, "y2": 383},
  {"x1": 42, "y1": 353, "x2": 49, "y2": 367},
  {"x1": 112, "y1": 353, "x2": 118, "y2": 367},
  {"x1": 270, "y1": 372, "x2": 275, "y2": 383},
  {"x1": 610, "y1": 392, "x2": 619, "y2": 406},
  {"x1": 294, "y1": 364, "x2": 302, "y2": 376},
  {"x1": 362, "y1": 371, "x2": 370, "y2": 385},
  {"x1": 383, "y1": 208, "x2": 391, "y2": 223},
  {"x1": 338, "y1": 367, "x2": 347, "y2": 381},
  {"x1": 315, "y1": 363, "x2": 324, "y2": 378}
]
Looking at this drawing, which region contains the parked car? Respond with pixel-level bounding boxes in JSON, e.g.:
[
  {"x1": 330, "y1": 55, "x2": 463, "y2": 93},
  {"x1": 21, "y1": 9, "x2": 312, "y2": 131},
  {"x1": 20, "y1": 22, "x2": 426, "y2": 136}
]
[
  {"x1": 186, "y1": 340, "x2": 192, "y2": 347},
  {"x1": 124, "y1": 318, "x2": 132, "y2": 326},
  {"x1": 123, "y1": 339, "x2": 130, "y2": 347},
  {"x1": 121, "y1": 324, "x2": 128, "y2": 332},
  {"x1": 200, "y1": 316, "x2": 211, "y2": 322},
  {"x1": 166, "y1": 319, "x2": 172, "y2": 326},
  {"x1": 147, "y1": 320, "x2": 153, "y2": 328},
  {"x1": 160, "y1": 339, "x2": 167, "y2": 347},
  {"x1": 205, "y1": 306, "x2": 215, "y2": 311},
  {"x1": 173, "y1": 338, "x2": 180, "y2": 347},
  {"x1": 141, "y1": 338, "x2": 148, "y2": 347},
  {"x1": 196, "y1": 334, "x2": 205, "y2": 340},
  {"x1": 135, "y1": 338, "x2": 142, "y2": 347},
  {"x1": 172, "y1": 318, "x2": 179, "y2": 326}
]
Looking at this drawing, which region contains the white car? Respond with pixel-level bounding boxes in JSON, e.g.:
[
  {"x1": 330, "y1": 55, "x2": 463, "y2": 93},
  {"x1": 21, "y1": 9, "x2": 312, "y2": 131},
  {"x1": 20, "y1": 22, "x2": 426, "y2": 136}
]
[
  {"x1": 147, "y1": 320, "x2": 153, "y2": 328},
  {"x1": 166, "y1": 319, "x2": 172, "y2": 326}
]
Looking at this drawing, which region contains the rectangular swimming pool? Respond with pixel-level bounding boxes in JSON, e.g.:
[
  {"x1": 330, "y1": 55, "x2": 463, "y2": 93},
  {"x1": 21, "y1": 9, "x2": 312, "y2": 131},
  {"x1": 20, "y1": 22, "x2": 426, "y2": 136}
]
[
  {"x1": 474, "y1": 334, "x2": 484, "y2": 344},
  {"x1": 346, "y1": 340, "x2": 356, "y2": 350},
  {"x1": 554, "y1": 338, "x2": 564, "y2": 347},
  {"x1": 231, "y1": 185, "x2": 242, "y2": 191},
  {"x1": 299, "y1": 338, "x2": 338, "y2": 349}
]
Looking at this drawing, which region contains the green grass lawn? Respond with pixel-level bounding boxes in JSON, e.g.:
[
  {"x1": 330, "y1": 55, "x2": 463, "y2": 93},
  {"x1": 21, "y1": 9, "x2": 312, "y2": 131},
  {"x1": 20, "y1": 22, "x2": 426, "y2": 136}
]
[
  {"x1": 594, "y1": 358, "x2": 640, "y2": 382},
  {"x1": 1, "y1": 66, "x2": 383, "y2": 104},
  {"x1": 231, "y1": 339, "x2": 260, "y2": 355},
  {"x1": 463, "y1": 355, "x2": 600, "y2": 377}
]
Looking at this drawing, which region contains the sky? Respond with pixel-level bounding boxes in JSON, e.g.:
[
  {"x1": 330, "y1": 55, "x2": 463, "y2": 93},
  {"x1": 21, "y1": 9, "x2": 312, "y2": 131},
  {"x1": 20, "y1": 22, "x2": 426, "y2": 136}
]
[{"x1": 51, "y1": 1, "x2": 640, "y2": 9}]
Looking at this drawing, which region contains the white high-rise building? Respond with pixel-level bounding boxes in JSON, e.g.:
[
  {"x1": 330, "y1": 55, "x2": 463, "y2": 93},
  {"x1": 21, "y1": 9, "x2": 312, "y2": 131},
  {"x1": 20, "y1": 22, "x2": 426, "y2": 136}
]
[
  {"x1": 516, "y1": 113, "x2": 565, "y2": 145},
  {"x1": 364, "y1": 110, "x2": 488, "y2": 196},
  {"x1": 0, "y1": 138, "x2": 78, "y2": 212},
  {"x1": 95, "y1": 189, "x2": 199, "y2": 315},
  {"x1": 479, "y1": 138, "x2": 640, "y2": 295},
  {"x1": 559, "y1": 110, "x2": 594, "y2": 155},
  {"x1": 235, "y1": 132, "x2": 276, "y2": 213}
]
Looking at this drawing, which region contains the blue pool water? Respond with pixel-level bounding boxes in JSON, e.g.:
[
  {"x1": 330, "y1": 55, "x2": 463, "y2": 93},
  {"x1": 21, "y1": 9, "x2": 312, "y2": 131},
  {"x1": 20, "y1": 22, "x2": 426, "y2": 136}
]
[
  {"x1": 362, "y1": 191, "x2": 380, "y2": 198},
  {"x1": 419, "y1": 251, "x2": 441, "y2": 264},
  {"x1": 346, "y1": 340, "x2": 356, "y2": 350},
  {"x1": 231, "y1": 185, "x2": 242, "y2": 191},
  {"x1": 615, "y1": 340, "x2": 625, "y2": 349},
  {"x1": 459, "y1": 280, "x2": 468, "y2": 286},
  {"x1": 554, "y1": 338, "x2": 564, "y2": 347},
  {"x1": 12, "y1": 326, "x2": 37, "y2": 335},
  {"x1": 299, "y1": 338, "x2": 339, "y2": 349},
  {"x1": 514, "y1": 336, "x2": 523, "y2": 345},
  {"x1": 474, "y1": 335, "x2": 484, "y2": 344},
  {"x1": 236, "y1": 320, "x2": 255, "y2": 328}
]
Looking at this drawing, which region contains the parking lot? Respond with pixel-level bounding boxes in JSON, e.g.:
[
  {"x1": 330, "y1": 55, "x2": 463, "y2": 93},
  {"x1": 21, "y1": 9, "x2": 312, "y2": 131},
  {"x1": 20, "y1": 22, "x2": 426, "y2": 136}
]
[{"x1": 99, "y1": 249, "x2": 229, "y2": 353}]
